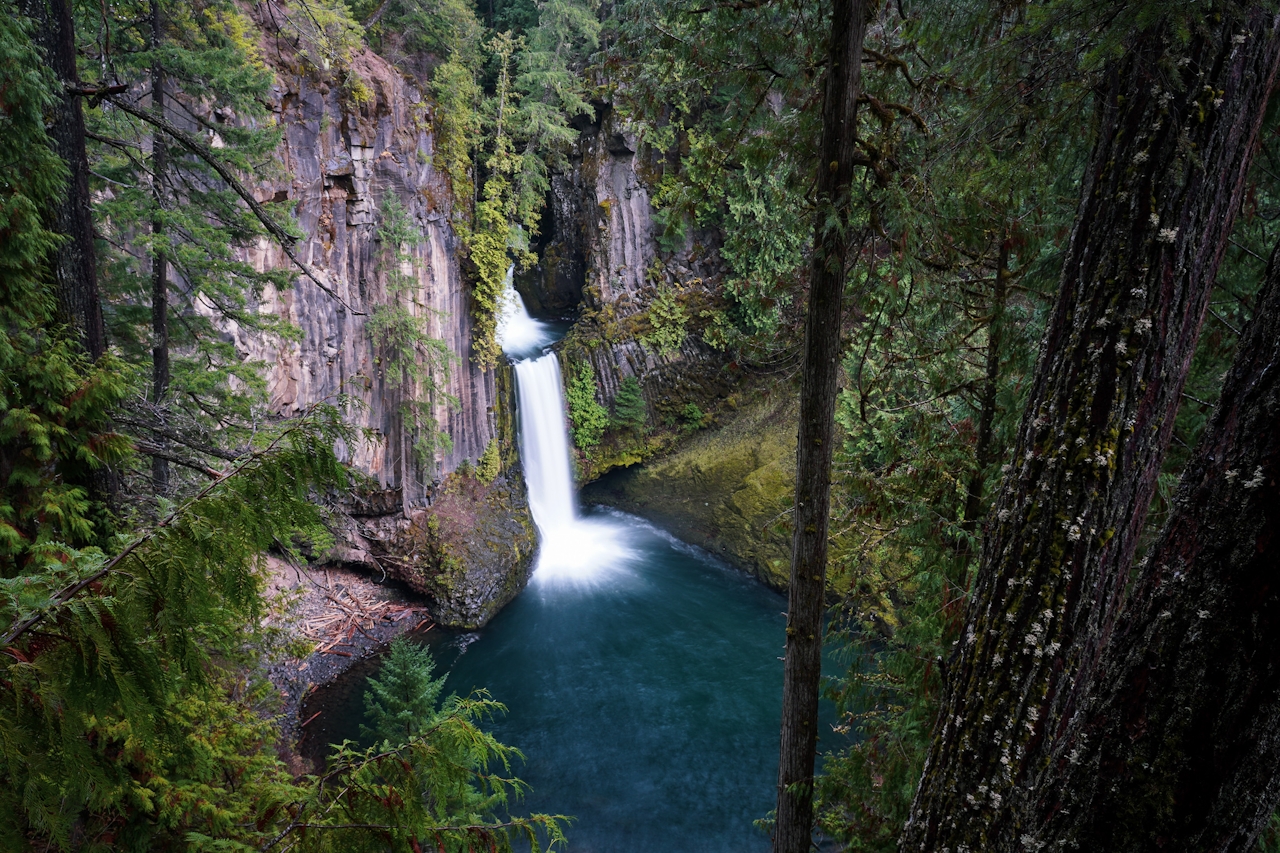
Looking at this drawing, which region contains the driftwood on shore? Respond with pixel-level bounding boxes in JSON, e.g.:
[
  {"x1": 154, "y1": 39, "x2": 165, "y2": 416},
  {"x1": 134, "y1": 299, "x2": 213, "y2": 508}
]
[{"x1": 299, "y1": 570, "x2": 434, "y2": 656}]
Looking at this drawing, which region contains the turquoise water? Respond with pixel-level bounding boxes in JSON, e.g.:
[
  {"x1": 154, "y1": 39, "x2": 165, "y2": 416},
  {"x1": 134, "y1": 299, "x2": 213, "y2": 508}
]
[
  {"x1": 443, "y1": 510, "x2": 786, "y2": 852},
  {"x1": 316, "y1": 508, "x2": 847, "y2": 852}
]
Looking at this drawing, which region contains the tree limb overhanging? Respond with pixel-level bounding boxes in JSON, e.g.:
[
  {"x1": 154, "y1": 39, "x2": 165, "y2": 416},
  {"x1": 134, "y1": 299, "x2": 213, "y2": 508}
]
[{"x1": 97, "y1": 93, "x2": 366, "y2": 316}]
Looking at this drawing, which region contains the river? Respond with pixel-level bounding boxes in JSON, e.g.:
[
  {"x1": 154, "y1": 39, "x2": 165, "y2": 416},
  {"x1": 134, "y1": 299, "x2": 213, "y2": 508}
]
[{"x1": 321, "y1": 278, "x2": 833, "y2": 851}]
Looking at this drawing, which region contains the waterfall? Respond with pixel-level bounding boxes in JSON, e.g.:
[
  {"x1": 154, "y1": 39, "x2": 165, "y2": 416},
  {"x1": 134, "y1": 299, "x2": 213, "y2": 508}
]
[
  {"x1": 495, "y1": 271, "x2": 631, "y2": 583},
  {"x1": 513, "y1": 353, "x2": 577, "y2": 533}
]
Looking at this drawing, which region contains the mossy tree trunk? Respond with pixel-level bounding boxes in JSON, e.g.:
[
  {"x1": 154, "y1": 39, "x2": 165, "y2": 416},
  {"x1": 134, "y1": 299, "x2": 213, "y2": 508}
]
[
  {"x1": 1013, "y1": 231, "x2": 1280, "y2": 853},
  {"x1": 772, "y1": 0, "x2": 866, "y2": 850},
  {"x1": 903, "y1": 7, "x2": 1280, "y2": 851}
]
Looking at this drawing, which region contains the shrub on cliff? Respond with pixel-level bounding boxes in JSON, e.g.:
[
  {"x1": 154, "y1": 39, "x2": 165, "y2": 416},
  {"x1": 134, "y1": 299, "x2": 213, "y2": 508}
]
[
  {"x1": 611, "y1": 376, "x2": 648, "y2": 435},
  {"x1": 566, "y1": 361, "x2": 608, "y2": 449}
]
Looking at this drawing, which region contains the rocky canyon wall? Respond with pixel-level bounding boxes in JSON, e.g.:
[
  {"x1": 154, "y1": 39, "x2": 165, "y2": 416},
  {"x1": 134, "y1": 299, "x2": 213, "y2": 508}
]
[
  {"x1": 520, "y1": 106, "x2": 738, "y2": 468},
  {"x1": 212, "y1": 11, "x2": 791, "y2": 611},
  {"x1": 230, "y1": 21, "x2": 495, "y2": 506}
]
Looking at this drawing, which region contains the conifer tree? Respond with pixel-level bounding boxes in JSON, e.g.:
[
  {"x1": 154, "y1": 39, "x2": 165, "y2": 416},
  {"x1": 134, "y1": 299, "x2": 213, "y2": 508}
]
[
  {"x1": 0, "y1": 6, "x2": 129, "y2": 571},
  {"x1": 611, "y1": 376, "x2": 647, "y2": 434},
  {"x1": 367, "y1": 192, "x2": 455, "y2": 515},
  {"x1": 363, "y1": 639, "x2": 448, "y2": 744},
  {"x1": 85, "y1": 0, "x2": 298, "y2": 492}
]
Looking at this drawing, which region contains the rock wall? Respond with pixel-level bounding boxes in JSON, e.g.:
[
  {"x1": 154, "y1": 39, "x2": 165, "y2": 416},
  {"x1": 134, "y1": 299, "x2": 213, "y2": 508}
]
[
  {"x1": 232, "y1": 19, "x2": 495, "y2": 505},
  {"x1": 520, "y1": 105, "x2": 736, "y2": 475}
]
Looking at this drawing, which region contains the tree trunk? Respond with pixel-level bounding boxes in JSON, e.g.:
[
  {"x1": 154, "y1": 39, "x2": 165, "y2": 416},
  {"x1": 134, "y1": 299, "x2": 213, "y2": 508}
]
[
  {"x1": 151, "y1": 0, "x2": 170, "y2": 493},
  {"x1": 903, "y1": 7, "x2": 1280, "y2": 851},
  {"x1": 960, "y1": 235, "x2": 1010, "y2": 544},
  {"x1": 1011, "y1": 234, "x2": 1280, "y2": 853},
  {"x1": 772, "y1": 1, "x2": 866, "y2": 850},
  {"x1": 18, "y1": 0, "x2": 107, "y2": 360}
]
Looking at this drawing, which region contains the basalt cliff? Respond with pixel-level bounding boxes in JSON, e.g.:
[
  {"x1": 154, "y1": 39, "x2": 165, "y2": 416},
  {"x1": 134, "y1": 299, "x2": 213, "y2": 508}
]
[{"x1": 232, "y1": 20, "x2": 794, "y2": 624}]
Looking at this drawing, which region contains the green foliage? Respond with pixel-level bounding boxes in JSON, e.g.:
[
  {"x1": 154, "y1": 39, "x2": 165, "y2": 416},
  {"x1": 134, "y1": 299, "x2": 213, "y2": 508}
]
[
  {"x1": 358, "y1": 0, "x2": 483, "y2": 61},
  {"x1": 0, "y1": 9, "x2": 130, "y2": 567},
  {"x1": 87, "y1": 0, "x2": 299, "y2": 490},
  {"x1": 511, "y1": 0, "x2": 600, "y2": 219},
  {"x1": 565, "y1": 361, "x2": 608, "y2": 450},
  {"x1": 0, "y1": 406, "x2": 351, "y2": 848},
  {"x1": 319, "y1": 694, "x2": 567, "y2": 852},
  {"x1": 369, "y1": 193, "x2": 457, "y2": 468},
  {"x1": 432, "y1": 58, "x2": 485, "y2": 209},
  {"x1": 680, "y1": 402, "x2": 705, "y2": 432},
  {"x1": 476, "y1": 438, "x2": 502, "y2": 483},
  {"x1": 640, "y1": 283, "x2": 688, "y2": 356},
  {"x1": 714, "y1": 164, "x2": 810, "y2": 349},
  {"x1": 362, "y1": 638, "x2": 447, "y2": 744},
  {"x1": 464, "y1": 33, "x2": 524, "y2": 369},
  {"x1": 345, "y1": 639, "x2": 568, "y2": 852},
  {"x1": 611, "y1": 376, "x2": 647, "y2": 434},
  {"x1": 276, "y1": 0, "x2": 366, "y2": 76},
  {"x1": 444, "y1": 1, "x2": 597, "y2": 367}
]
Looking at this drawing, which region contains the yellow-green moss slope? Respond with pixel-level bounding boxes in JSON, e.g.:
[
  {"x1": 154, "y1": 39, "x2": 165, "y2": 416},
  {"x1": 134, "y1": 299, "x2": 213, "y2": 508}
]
[{"x1": 582, "y1": 389, "x2": 796, "y2": 588}]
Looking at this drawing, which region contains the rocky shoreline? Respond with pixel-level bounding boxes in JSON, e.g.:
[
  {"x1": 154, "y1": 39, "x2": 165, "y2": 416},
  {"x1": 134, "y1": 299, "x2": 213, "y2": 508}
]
[{"x1": 263, "y1": 558, "x2": 437, "y2": 771}]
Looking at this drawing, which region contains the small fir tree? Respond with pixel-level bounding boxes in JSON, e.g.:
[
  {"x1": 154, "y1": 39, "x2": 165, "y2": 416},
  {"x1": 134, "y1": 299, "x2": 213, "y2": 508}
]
[
  {"x1": 611, "y1": 376, "x2": 647, "y2": 434},
  {"x1": 476, "y1": 438, "x2": 502, "y2": 484},
  {"x1": 565, "y1": 361, "x2": 608, "y2": 449},
  {"x1": 362, "y1": 638, "x2": 447, "y2": 745}
]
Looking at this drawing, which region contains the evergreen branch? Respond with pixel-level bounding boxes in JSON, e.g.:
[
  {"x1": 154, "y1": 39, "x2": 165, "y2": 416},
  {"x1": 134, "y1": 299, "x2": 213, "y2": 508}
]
[
  {"x1": 99, "y1": 95, "x2": 365, "y2": 316},
  {"x1": 1, "y1": 419, "x2": 313, "y2": 647}
]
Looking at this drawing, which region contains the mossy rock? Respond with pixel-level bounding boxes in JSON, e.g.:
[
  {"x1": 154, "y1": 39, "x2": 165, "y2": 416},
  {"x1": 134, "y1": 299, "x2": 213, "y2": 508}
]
[
  {"x1": 583, "y1": 389, "x2": 796, "y2": 589},
  {"x1": 366, "y1": 470, "x2": 537, "y2": 628}
]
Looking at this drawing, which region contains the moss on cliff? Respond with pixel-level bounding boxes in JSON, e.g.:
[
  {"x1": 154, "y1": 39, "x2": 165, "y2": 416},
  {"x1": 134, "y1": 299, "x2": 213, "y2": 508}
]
[
  {"x1": 582, "y1": 387, "x2": 796, "y2": 588},
  {"x1": 365, "y1": 469, "x2": 536, "y2": 628}
]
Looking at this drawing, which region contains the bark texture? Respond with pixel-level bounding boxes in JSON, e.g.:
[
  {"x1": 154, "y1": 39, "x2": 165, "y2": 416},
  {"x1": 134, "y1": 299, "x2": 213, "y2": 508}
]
[
  {"x1": 773, "y1": 1, "x2": 866, "y2": 850},
  {"x1": 903, "y1": 8, "x2": 1280, "y2": 851},
  {"x1": 1015, "y1": 243, "x2": 1280, "y2": 851},
  {"x1": 151, "y1": 0, "x2": 171, "y2": 493},
  {"x1": 19, "y1": 0, "x2": 107, "y2": 360}
]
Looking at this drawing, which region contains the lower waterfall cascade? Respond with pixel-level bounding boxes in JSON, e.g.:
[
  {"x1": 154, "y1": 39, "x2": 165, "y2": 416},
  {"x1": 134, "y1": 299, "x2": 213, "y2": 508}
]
[{"x1": 496, "y1": 274, "x2": 632, "y2": 582}]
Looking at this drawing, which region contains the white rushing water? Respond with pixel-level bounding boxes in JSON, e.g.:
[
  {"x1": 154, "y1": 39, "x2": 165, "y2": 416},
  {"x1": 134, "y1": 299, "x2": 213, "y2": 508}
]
[{"x1": 495, "y1": 272, "x2": 632, "y2": 584}]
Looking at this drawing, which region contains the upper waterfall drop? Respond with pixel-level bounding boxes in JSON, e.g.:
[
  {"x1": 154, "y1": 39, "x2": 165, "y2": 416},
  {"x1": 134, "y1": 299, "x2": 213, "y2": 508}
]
[
  {"x1": 495, "y1": 271, "x2": 632, "y2": 584},
  {"x1": 495, "y1": 267, "x2": 557, "y2": 359}
]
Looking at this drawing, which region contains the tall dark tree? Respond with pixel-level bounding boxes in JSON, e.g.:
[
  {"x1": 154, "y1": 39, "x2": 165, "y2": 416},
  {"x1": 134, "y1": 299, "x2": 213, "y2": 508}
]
[
  {"x1": 16, "y1": 0, "x2": 107, "y2": 360},
  {"x1": 1013, "y1": 231, "x2": 1280, "y2": 853},
  {"x1": 903, "y1": 6, "x2": 1280, "y2": 850},
  {"x1": 773, "y1": 0, "x2": 867, "y2": 850},
  {"x1": 150, "y1": 0, "x2": 171, "y2": 493}
]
